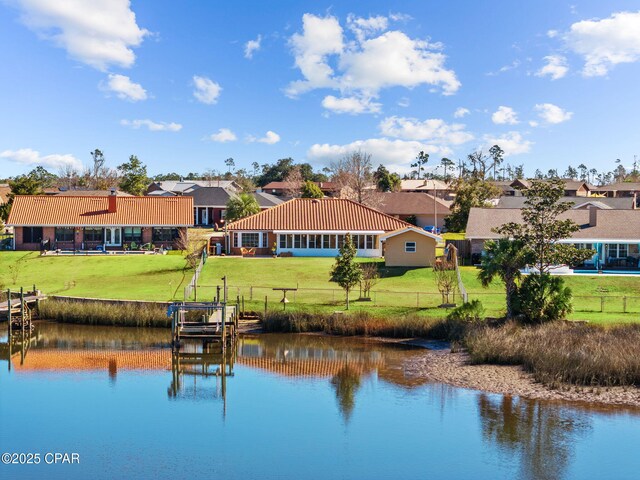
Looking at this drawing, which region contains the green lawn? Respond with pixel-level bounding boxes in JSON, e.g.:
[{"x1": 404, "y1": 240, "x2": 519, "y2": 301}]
[
  {"x1": 0, "y1": 251, "x2": 190, "y2": 301},
  {"x1": 2, "y1": 252, "x2": 640, "y2": 323}
]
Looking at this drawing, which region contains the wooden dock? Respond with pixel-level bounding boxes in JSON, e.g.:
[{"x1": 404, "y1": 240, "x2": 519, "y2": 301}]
[{"x1": 169, "y1": 301, "x2": 238, "y2": 346}]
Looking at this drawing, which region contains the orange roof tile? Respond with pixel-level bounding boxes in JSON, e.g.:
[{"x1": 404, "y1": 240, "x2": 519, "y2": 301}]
[
  {"x1": 228, "y1": 198, "x2": 412, "y2": 232},
  {"x1": 7, "y1": 195, "x2": 193, "y2": 226}
]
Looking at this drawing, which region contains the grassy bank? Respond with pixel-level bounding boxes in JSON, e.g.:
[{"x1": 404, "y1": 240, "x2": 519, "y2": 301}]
[
  {"x1": 0, "y1": 251, "x2": 190, "y2": 300},
  {"x1": 38, "y1": 298, "x2": 170, "y2": 327},
  {"x1": 465, "y1": 322, "x2": 640, "y2": 387},
  {"x1": 263, "y1": 309, "x2": 466, "y2": 340}
]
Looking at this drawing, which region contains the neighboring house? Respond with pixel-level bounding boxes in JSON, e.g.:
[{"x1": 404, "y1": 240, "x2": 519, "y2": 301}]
[
  {"x1": 490, "y1": 179, "x2": 591, "y2": 198},
  {"x1": 400, "y1": 179, "x2": 454, "y2": 200},
  {"x1": 53, "y1": 189, "x2": 132, "y2": 197},
  {"x1": 466, "y1": 207, "x2": 640, "y2": 270},
  {"x1": 378, "y1": 192, "x2": 451, "y2": 229},
  {"x1": 495, "y1": 196, "x2": 636, "y2": 210},
  {"x1": 380, "y1": 227, "x2": 441, "y2": 267},
  {"x1": 260, "y1": 181, "x2": 337, "y2": 197},
  {"x1": 591, "y1": 182, "x2": 640, "y2": 198},
  {"x1": 146, "y1": 180, "x2": 241, "y2": 196},
  {"x1": 6, "y1": 192, "x2": 193, "y2": 251},
  {"x1": 226, "y1": 198, "x2": 411, "y2": 257},
  {"x1": 184, "y1": 187, "x2": 284, "y2": 227},
  {"x1": 0, "y1": 184, "x2": 10, "y2": 205}
]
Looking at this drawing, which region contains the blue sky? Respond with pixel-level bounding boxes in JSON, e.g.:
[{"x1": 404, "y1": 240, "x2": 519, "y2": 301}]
[{"x1": 1, "y1": 0, "x2": 640, "y2": 178}]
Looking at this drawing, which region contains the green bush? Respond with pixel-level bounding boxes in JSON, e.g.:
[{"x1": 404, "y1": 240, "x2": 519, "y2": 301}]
[
  {"x1": 513, "y1": 274, "x2": 572, "y2": 323},
  {"x1": 447, "y1": 300, "x2": 485, "y2": 323}
]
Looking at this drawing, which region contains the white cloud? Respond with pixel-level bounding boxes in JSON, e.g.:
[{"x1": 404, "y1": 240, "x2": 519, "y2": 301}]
[
  {"x1": 307, "y1": 138, "x2": 448, "y2": 174},
  {"x1": 487, "y1": 60, "x2": 521, "y2": 76},
  {"x1": 534, "y1": 103, "x2": 573, "y2": 124},
  {"x1": 244, "y1": 35, "x2": 262, "y2": 59},
  {"x1": 120, "y1": 119, "x2": 182, "y2": 132},
  {"x1": 564, "y1": 11, "x2": 640, "y2": 76},
  {"x1": 13, "y1": 0, "x2": 148, "y2": 71},
  {"x1": 346, "y1": 14, "x2": 388, "y2": 42},
  {"x1": 209, "y1": 128, "x2": 237, "y2": 143},
  {"x1": 379, "y1": 116, "x2": 473, "y2": 145},
  {"x1": 321, "y1": 95, "x2": 381, "y2": 114},
  {"x1": 0, "y1": 148, "x2": 83, "y2": 170},
  {"x1": 529, "y1": 120, "x2": 539, "y2": 127},
  {"x1": 103, "y1": 74, "x2": 147, "y2": 101},
  {"x1": 536, "y1": 55, "x2": 569, "y2": 80},
  {"x1": 286, "y1": 13, "x2": 460, "y2": 109},
  {"x1": 248, "y1": 131, "x2": 280, "y2": 145},
  {"x1": 453, "y1": 107, "x2": 470, "y2": 118},
  {"x1": 483, "y1": 132, "x2": 533, "y2": 156},
  {"x1": 192, "y1": 75, "x2": 222, "y2": 104},
  {"x1": 491, "y1": 106, "x2": 519, "y2": 125},
  {"x1": 547, "y1": 29, "x2": 559, "y2": 38},
  {"x1": 397, "y1": 97, "x2": 410, "y2": 108}
]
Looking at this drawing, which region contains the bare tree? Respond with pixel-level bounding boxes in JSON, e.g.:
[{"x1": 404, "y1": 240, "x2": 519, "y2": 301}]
[
  {"x1": 330, "y1": 151, "x2": 382, "y2": 208},
  {"x1": 283, "y1": 165, "x2": 304, "y2": 198},
  {"x1": 359, "y1": 263, "x2": 380, "y2": 299},
  {"x1": 434, "y1": 259, "x2": 458, "y2": 306}
]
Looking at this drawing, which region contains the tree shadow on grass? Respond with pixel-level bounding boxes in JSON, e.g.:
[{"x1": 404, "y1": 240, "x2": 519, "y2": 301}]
[{"x1": 358, "y1": 261, "x2": 429, "y2": 279}]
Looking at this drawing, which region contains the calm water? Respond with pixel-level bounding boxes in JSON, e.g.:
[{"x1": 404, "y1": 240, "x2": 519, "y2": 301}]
[{"x1": 1, "y1": 323, "x2": 640, "y2": 480}]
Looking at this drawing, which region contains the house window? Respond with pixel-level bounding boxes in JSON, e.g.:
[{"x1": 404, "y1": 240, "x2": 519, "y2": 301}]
[
  {"x1": 84, "y1": 227, "x2": 103, "y2": 242},
  {"x1": 322, "y1": 235, "x2": 331, "y2": 249},
  {"x1": 55, "y1": 227, "x2": 74, "y2": 242},
  {"x1": 337, "y1": 235, "x2": 345, "y2": 249},
  {"x1": 308, "y1": 234, "x2": 322, "y2": 249},
  {"x1": 294, "y1": 234, "x2": 307, "y2": 249},
  {"x1": 366, "y1": 235, "x2": 375, "y2": 249},
  {"x1": 607, "y1": 244, "x2": 629, "y2": 259},
  {"x1": 123, "y1": 227, "x2": 143, "y2": 243},
  {"x1": 153, "y1": 228, "x2": 179, "y2": 242},
  {"x1": 23, "y1": 227, "x2": 43, "y2": 243},
  {"x1": 279, "y1": 234, "x2": 293, "y2": 249},
  {"x1": 242, "y1": 233, "x2": 260, "y2": 248},
  {"x1": 405, "y1": 241, "x2": 417, "y2": 253}
]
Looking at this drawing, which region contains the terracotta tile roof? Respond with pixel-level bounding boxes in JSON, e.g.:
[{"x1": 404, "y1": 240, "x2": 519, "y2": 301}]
[
  {"x1": 466, "y1": 207, "x2": 640, "y2": 241},
  {"x1": 7, "y1": 195, "x2": 193, "y2": 226},
  {"x1": 378, "y1": 192, "x2": 451, "y2": 216},
  {"x1": 228, "y1": 198, "x2": 412, "y2": 232},
  {"x1": 54, "y1": 189, "x2": 132, "y2": 196},
  {"x1": 400, "y1": 179, "x2": 452, "y2": 191}
]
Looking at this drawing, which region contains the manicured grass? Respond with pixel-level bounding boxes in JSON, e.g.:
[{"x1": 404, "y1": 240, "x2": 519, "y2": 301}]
[
  {"x1": 2, "y1": 252, "x2": 640, "y2": 323},
  {"x1": 442, "y1": 232, "x2": 466, "y2": 241},
  {"x1": 199, "y1": 256, "x2": 640, "y2": 323},
  {"x1": 0, "y1": 251, "x2": 190, "y2": 301}
]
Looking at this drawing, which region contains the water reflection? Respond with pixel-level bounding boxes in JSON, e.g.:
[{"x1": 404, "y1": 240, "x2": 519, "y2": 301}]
[
  {"x1": 478, "y1": 394, "x2": 592, "y2": 480},
  {"x1": 331, "y1": 364, "x2": 363, "y2": 422}
]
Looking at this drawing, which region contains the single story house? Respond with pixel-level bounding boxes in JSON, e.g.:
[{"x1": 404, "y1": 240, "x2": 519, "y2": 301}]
[
  {"x1": 495, "y1": 196, "x2": 636, "y2": 210},
  {"x1": 380, "y1": 226, "x2": 441, "y2": 267},
  {"x1": 490, "y1": 179, "x2": 591, "y2": 198},
  {"x1": 590, "y1": 182, "x2": 640, "y2": 199},
  {"x1": 146, "y1": 179, "x2": 241, "y2": 196},
  {"x1": 226, "y1": 197, "x2": 412, "y2": 257},
  {"x1": 378, "y1": 192, "x2": 451, "y2": 229},
  {"x1": 400, "y1": 179, "x2": 454, "y2": 200},
  {"x1": 466, "y1": 207, "x2": 640, "y2": 270},
  {"x1": 6, "y1": 192, "x2": 193, "y2": 251},
  {"x1": 260, "y1": 181, "x2": 337, "y2": 197},
  {"x1": 185, "y1": 187, "x2": 283, "y2": 227}
]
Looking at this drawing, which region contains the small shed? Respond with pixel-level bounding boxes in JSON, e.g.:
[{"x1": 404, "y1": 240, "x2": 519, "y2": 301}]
[{"x1": 380, "y1": 227, "x2": 441, "y2": 267}]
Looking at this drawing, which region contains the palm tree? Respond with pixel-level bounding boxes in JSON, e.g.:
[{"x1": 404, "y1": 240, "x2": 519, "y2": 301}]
[
  {"x1": 226, "y1": 193, "x2": 260, "y2": 222},
  {"x1": 478, "y1": 238, "x2": 531, "y2": 319}
]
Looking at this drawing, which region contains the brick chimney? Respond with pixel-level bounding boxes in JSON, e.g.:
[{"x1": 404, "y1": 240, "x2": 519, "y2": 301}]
[
  {"x1": 108, "y1": 188, "x2": 117, "y2": 213},
  {"x1": 589, "y1": 206, "x2": 597, "y2": 227}
]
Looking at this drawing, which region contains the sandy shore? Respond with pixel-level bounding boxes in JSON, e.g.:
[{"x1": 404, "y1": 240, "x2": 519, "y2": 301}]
[{"x1": 395, "y1": 338, "x2": 640, "y2": 409}]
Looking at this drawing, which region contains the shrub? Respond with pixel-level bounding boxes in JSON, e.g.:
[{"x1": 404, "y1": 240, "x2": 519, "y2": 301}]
[
  {"x1": 513, "y1": 273, "x2": 572, "y2": 323},
  {"x1": 447, "y1": 300, "x2": 485, "y2": 323}
]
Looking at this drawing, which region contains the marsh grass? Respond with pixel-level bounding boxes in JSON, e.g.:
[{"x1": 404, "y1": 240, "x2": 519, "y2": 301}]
[
  {"x1": 39, "y1": 299, "x2": 170, "y2": 328},
  {"x1": 465, "y1": 322, "x2": 640, "y2": 387},
  {"x1": 262, "y1": 309, "x2": 467, "y2": 340}
]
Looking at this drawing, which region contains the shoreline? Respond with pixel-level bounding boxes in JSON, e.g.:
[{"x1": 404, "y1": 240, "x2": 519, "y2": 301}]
[{"x1": 391, "y1": 336, "x2": 640, "y2": 409}]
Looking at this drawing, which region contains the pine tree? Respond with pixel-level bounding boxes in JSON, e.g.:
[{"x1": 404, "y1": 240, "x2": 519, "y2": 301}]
[{"x1": 330, "y1": 233, "x2": 362, "y2": 309}]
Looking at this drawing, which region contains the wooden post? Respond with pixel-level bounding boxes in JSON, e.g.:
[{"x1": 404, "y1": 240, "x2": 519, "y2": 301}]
[
  {"x1": 601, "y1": 296, "x2": 604, "y2": 313},
  {"x1": 250, "y1": 286, "x2": 253, "y2": 301},
  {"x1": 264, "y1": 295, "x2": 267, "y2": 318},
  {"x1": 416, "y1": 292, "x2": 419, "y2": 308},
  {"x1": 623, "y1": 296, "x2": 627, "y2": 314},
  {"x1": 241, "y1": 296, "x2": 245, "y2": 318},
  {"x1": 7, "y1": 289, "x2": 11, "y2": 339},
  {"x1": 20, "y1": 287, "x2": 24, "y2": 335}
]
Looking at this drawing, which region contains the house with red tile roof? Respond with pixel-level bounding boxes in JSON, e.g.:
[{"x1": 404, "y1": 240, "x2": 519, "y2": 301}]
[
  {"x1": 226, "y1": 197, "x2": 411, "y2": 257},
  {"x1": 6, "y1": 192, "x2": 193, "y2": 251}
]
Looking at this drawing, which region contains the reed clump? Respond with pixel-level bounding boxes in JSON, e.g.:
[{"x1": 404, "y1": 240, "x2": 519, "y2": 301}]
[
  {"x1": 39, "y1": 299, "x2": 170, "y2": 328},
  {"x1": 465, "y1": 321, "x2": 640, "y2": 387},
  {"x1": 262, "y1": 309, "x2": 467, "y2": 340}
]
